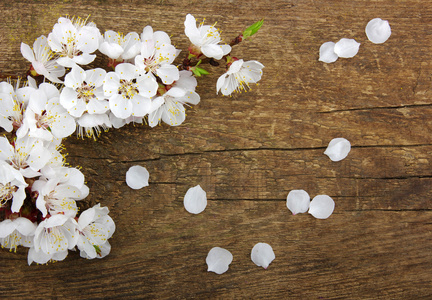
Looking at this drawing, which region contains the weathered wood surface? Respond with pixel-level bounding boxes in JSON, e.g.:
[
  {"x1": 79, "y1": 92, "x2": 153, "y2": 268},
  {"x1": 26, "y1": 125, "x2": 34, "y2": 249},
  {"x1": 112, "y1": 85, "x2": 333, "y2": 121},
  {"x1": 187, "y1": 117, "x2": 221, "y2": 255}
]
[{"x1": 1, "y1": 0, "x2": 432, "y2": 299}]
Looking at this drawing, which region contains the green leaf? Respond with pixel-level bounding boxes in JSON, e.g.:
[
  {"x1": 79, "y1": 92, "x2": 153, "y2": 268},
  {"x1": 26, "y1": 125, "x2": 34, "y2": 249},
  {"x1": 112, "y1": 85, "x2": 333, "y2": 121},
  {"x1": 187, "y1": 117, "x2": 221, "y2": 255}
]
[
  {"x1": 242, "y1": 19, "x2": 264, "y2": 39},
  {"x1": 195, "y1": 67, "x2": 209, "y2": 75}
]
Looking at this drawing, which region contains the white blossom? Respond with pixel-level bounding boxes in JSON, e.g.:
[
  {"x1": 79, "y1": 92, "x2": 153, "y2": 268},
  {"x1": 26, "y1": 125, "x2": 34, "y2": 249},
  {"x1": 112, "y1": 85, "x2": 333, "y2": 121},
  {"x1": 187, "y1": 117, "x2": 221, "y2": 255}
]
[
  {"x1": 148, "y1": 71, "x2": 200, "y2": 127},
  {"x1": 77, "y1": 204, "x2": 115, "y2": 259},
  {"x1": 99, "y1": 30, "x2": 141, "y2": 61},
  {"x1": 135, "y1": 26, "x2": 180, "y2": 84},
  {"x1": 32, "y1": 177, "x2": 88, "y2": 218},
  {"x1": 217, "y1": 59, "x2": 264, "y2": 96},
  {"x1": 76, "y1": 112, "x2": 112, "y2": 140},
  {"x1": 0, "y1": 161, "x2": 28, "y2": 213},
  {"x1": 60, "y1": 65, "x2": 108, "y2": 118},
  {"x1": 48, "y1": 17, "x2": 101, "y2": 68},
  {"x1": 0, "y1": 218, "x2": 36, "y2": 251},
  {"x1": 184, "y1": 14, "x2": 231, "y2": 60},
  {"x1": 21, "y1": 35, "x2": 65, "y2": 83},
  {"x1": 0, "y1": 135, "x2": 51, "y2": 178},
  {"x1": 0, "y1": 81, "x2": 34, "y2": 134},
  {"x1": 29, "y1": 214, "x2": 79, "y2": 265},
  {"x1": 20, "y1": 83, "x2": 76, "y2": 141},
  {"x1": 104, "y1": 63, "x2": 158, "y2": 119}
]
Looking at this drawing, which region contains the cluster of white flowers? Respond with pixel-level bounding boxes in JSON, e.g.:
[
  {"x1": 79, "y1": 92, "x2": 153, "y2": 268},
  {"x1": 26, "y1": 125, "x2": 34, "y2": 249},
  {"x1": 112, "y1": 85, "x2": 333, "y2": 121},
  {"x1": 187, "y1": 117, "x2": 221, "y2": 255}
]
[
  {"x1": 319, "y1": 17, "x2": 391, "y2": 63},
  {"x1": 1, "y1": 15, "x2": 264, "y2": 265}
]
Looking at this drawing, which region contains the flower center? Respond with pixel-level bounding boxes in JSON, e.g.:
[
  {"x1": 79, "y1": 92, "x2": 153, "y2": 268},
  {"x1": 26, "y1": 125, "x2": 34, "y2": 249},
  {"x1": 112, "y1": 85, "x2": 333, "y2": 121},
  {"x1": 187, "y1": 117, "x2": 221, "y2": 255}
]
[
  {"x1": 118, "y1": 79, "x2": 138, "y2": 99},
  {"x1": 35, "y1": 110, "x2": 54, "y2": 129},
  {"x1": 0, "y1": 183, "x2": 17, "y2": 207},
  {"x1": 77, "y1": 83, "x2": 95, "y2": 103}
]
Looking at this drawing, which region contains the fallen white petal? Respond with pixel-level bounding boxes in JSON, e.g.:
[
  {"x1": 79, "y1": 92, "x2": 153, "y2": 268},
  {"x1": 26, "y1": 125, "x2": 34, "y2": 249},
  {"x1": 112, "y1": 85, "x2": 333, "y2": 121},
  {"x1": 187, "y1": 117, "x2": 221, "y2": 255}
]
[
  {"x1": 308, "y1": 195, "x2": 335, "y2": 219},
  {"x1": 334, "y1": 38, "x2": 360, "y2": 58},
  {"x1": 251, "y1": 242, "x2": 275, "y2": 269},
  {"x1": 184, "y1": 185, "x2": 207, "y2": 214},
  {"x1": 286, "y1": 189, "x2": 310, "y2": 215},
  {"x1": 318, "y1": 42, "x2": 338, "y2": 63},
  {"x1": 125, "y1": 165, "x2": 149, "y2": 189},
  {"x1": 206, "y1": 247, "x2": 233, "y2": 274},
  {"x1": 324, "y1": 138, "x2": 351, "y2": 161},
  {"x1": 365, "y1": 18, "x2": 391, "y2": 44}
]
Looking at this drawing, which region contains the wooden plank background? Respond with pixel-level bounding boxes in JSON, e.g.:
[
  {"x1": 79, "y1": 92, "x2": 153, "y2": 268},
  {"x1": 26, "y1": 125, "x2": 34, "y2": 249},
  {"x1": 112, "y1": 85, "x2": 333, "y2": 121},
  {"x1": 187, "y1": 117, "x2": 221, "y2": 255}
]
[{"x1": 1, "y1": 0, "x2": 431, "y2": 298}]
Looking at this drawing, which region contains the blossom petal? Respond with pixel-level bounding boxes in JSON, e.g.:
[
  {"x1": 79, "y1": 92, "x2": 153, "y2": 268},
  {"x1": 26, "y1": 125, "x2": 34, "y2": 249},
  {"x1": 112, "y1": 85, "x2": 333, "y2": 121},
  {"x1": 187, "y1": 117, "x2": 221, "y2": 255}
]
[
  {"x1": 59, "y1": 87, "x2": 79, "y2": 110},
  {"x1": 365, "y1": 18, "x2": 391, "y2": 44},
  {"x1": 99, "y1": 42, "x2": 124, "y2": 59},
  {"x1": 156, "y1": 64, "x2": 179, "y2": 84},
  {"x1": 206, "y1": 247, "x2": 233, "y2": 275},
  {"x1": 20, "y1": 42, "x2": 35, "y2": 63},
  {"x1": 184, "y1": 14, "x2": 201, "y2": 45},
  {"x1": 201, "y1": 44, "x2": 224, "y2": 60},
  {"x1": 126, "y1": 165, "x2": 149, "y2": 189},
  {"x1": 308, "y1": 195, "x2": 335, "y2": 219},
  {"x1": 334, "y1": 38, "x2": 360, "y2": 58},
  {"x1": 0, "y1": 220, "x2": 15, "y2": 238},
  {"x1": 183, "y1": 185, "x2": 207, "y2": 214},
  {"x1": 319, "y1": 41, "x2": 338, "y2": 63},
  {"x1": 324, "y1": 138, "x2": 351, "y2": 161},
  {"x1": 286, "y1": 189, "x2": 310, "y2": 215},
  {"x1": 115, "y1": 63, "x2": 139, "y2": 81},
  {"x1": 11, "y1": 186, "x2": 26, "y2": 213},
  {"x1": 109, "y1": 94, "x2": 133, "y2": 119},
  {"x1": 73, "y1": 54, "x2": 96, "y2": 66},
  {"x1": 251, "y1": 242, "x2": 275, "y2": 269}
]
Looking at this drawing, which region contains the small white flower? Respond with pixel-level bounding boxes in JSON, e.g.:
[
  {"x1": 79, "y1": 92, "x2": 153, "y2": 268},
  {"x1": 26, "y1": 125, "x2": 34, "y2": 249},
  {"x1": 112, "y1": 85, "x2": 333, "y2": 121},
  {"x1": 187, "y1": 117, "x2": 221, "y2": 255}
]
[
  {"x1": 0, "y1": 161, "x2": 28, "y2": 212},
  {"x1": 365, "y1": 18, "x2": 391, "y2": 44},
  {"x1": 104, "y1": 63, "x2": 158, "y2": 119},
  {"x1": 21, "y1": 35, "x2": 65, "y2": 83},
  {"x1": 286, "y1": 189, "x2": 310, "y2": 215},
  {"x1": 77, "y1": 204, "x2": 115, "y2": 259},
  {"x1": 76, "y1": 112, "x2": 112, "y2": 140},
  {"x1": 32, "y1": 177, "x2": 88, "y2": 218},
  {"x1": 99, "y1": 30, "x2": 141, "y2": 60},
  {"x1": 148, "y1": 71, "x2": 200, "y2": 128},
  {"x1": 48, "y1": 16, "x2": 101, "y2": 68},
  {"x1": 184, "y1": 185, "x2": 207, "y2": 214},
  {"x1": 334, "y1": 38, "x2": 360, "y2": 58},
  {"x1": 0, "y1": 218, "x2": 36, "y2": 251},
  {"x1": 184, "y1": 14, "x2": 231, "y2": 60},
  {"x1": 216, "y1": 59, "x2": 264, "y2": 96},
  {"x1": 0, "y1": 81, "x2": 34, "y2": 133},
  {"x1": 206, "y1": 247, "x2": 233, "y2": 274},
  {"x1": 60, "y1": 65, "x2": 108, "y2": 118},
  {"x1": 126, "y1": 165, "x2": 149, "y2": 190},
  {"x1": 135, "y1": 26, "x2": 180, "y2": 84},
  {"x1": 324, "y1": 138, "x2": 351, "y2": 161},
  {"x1": 251, "y1": 242, "x2": 275, "y2": 269},
  {"x1": 0, "y1": 135, "x2": 52, "y2": 178},
  {"x1": 20, "y1": 83, "x2": 76, "y2": 141},
  {"x1": 308, "y1": 195, "x2": 335, "y2": 219},
  {"x1": 318, "y1": 41, "x2": 338, "y2": 63},
  {"x1": 29, "y1": 214, "x2": 79, "y2": 265}
]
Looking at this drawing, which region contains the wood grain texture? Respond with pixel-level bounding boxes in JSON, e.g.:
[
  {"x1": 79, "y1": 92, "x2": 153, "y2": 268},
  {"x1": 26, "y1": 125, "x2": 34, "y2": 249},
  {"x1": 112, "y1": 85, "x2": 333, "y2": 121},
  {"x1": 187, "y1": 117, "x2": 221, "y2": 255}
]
[{"x1": 1, "y1": 0, "x2": 431, "y2": 299}]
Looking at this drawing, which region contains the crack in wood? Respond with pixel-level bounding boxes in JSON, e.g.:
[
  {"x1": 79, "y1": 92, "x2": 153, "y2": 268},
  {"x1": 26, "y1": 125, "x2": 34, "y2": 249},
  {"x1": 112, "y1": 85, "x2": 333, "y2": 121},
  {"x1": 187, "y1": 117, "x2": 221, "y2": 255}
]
[{"x1": 317, "y1": 103, "x2": 432, "y2": 114}]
